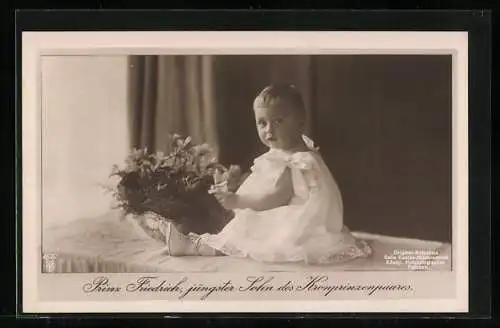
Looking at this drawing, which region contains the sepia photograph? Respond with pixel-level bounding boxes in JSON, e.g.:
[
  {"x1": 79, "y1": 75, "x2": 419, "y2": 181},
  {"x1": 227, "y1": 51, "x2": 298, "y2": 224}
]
[
  {"x1": 22, "y1": 31, "x2": 469, "y2": 312},
  {"x1": 39, "y1": 53, "x2": 453, "y2": 273}
]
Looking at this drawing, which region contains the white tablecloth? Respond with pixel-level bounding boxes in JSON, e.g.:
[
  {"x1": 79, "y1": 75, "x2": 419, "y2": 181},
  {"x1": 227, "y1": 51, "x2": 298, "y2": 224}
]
[{"x1": 42, "y1": 211, "x2": 452, "y2": 273}]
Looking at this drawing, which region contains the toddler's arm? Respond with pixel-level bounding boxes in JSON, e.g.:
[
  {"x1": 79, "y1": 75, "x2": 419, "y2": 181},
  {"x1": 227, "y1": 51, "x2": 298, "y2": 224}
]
[{"x1": 236, "y1": 167, "x2": 293, "y2": 211}]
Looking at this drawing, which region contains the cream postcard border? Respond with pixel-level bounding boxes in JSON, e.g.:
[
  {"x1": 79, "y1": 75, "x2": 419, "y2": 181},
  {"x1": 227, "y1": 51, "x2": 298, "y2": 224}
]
[{"x1": 21, "y1": 31, "x2": 469, "y2": 313}]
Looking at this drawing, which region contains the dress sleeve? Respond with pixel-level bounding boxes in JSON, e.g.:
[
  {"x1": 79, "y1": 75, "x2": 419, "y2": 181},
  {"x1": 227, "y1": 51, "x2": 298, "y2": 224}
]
[
  {"x1": 250, "y1": 152, "x2": 291, "y2": 190},
  {"x1": 286, "y1": 151, "x2": 320, "y2": 191}
]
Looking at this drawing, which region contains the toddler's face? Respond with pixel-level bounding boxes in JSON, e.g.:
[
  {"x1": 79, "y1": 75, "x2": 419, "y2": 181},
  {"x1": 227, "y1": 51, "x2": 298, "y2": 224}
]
[{"x1": 254, "y1": 105, "x2": 304, "y2": 150}]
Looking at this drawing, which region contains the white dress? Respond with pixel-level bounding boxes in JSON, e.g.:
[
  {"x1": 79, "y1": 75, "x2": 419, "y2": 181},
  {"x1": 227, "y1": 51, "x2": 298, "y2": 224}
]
[{"x1": 198, "y1": 135, "x2": 372, "y2": 265}]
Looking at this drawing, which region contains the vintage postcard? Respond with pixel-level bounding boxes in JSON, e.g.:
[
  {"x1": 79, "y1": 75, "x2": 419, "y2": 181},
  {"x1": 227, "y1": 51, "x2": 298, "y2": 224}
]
[{"x1": 22, "y1": 31, "x2": 468, "y2": 313}]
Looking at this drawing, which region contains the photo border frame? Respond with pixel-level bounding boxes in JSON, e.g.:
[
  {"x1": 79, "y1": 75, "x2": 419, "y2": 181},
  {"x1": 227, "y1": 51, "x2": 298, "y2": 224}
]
[{"x1": 13, "y1": 9, "x2": 491, "y2": 320}]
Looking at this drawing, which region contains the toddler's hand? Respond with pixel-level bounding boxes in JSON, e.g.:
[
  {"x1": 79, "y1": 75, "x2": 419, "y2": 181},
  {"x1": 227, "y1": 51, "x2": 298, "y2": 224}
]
[{"x1": 213, "y1": 191, "x2": 240, "y2": 210}]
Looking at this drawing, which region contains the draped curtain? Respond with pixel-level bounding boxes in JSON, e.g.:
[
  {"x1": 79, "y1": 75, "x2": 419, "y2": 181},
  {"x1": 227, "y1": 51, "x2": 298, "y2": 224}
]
[
  {"x1": 127, "y1": 55, "x2": 314, "y2": 168},
  {"x1": 127, "y1": 55, "x2": 219, "y2": 155}
]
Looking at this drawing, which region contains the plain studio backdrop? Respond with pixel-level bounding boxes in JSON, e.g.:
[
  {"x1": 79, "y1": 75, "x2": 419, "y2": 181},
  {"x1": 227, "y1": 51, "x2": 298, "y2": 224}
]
[{"x1": 41, "y1": 54, "x2": 452, "y2": 243}]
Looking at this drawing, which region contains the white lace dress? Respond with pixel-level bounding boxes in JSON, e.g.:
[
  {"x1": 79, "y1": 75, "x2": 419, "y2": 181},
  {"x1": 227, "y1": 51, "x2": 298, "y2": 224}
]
[{"x1": 198, "y1": 136, "x2": 372, "y2": 265}]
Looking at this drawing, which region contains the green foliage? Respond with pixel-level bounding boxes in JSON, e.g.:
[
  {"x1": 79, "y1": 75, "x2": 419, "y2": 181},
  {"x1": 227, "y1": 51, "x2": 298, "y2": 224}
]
[{"x1": 105, "y1": 134, "x2": 234, "y2": 235}]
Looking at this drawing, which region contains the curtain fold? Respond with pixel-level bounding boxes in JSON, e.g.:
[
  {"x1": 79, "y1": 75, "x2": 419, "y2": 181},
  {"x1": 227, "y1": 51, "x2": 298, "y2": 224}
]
[
  {"x1": 128, "y1": 55, "x2": 219, "y2": 155},
  {"x1": 127, "y1": 55, "x2": 313, "y2": 163}
]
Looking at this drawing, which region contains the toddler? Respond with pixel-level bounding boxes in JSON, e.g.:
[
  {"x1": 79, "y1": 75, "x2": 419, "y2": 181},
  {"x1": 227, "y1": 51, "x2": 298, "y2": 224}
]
[{"x1": 165, "y1": 84, "x2": 372, "y2": 264}]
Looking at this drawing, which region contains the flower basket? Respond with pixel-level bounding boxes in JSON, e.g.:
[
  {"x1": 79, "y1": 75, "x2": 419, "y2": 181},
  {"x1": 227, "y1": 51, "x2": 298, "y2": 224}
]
[{"x1": 105, "y1": 135, "x2": 235, "y2": 237}]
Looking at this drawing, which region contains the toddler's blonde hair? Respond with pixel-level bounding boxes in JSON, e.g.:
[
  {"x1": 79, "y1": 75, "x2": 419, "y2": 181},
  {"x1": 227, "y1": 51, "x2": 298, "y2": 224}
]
[{"x1": 253, "y1": 84, "x2": 306, "y2": 119}]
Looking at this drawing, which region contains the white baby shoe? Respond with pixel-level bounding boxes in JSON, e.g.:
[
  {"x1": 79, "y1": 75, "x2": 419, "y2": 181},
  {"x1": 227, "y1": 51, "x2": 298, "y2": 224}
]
[{"x1": 164, "y1": 221, "x2": 216, "y2": 256}]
